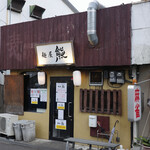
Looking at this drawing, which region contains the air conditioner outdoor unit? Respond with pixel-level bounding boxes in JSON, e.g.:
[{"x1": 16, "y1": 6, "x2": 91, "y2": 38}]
[{"x1": 0, "y1": 113, "x2": 18, "y2": 136}]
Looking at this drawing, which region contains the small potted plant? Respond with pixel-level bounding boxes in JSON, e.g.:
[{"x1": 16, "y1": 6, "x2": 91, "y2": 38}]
[{"x1": 135, "y1": 137, "x2": 150, "y2": 150}]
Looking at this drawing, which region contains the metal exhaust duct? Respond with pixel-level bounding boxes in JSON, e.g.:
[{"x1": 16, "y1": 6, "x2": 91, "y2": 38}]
[{"x1": 87, "y1": 0, "x2": 105, "y2": 46}]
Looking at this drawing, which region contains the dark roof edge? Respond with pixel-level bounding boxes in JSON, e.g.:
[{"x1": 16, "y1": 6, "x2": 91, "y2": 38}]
[{"x1": 62, "y1": 0, "x2": 79, "y2": 13}]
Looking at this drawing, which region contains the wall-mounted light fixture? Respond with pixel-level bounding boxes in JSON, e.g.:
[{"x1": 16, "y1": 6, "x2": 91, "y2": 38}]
[
  {"x1": 38, "y1": 72, "x2": 45, "y2": 85},
  {"x1": 73, "y1": 70, "x2": 81, "y2": 86}
]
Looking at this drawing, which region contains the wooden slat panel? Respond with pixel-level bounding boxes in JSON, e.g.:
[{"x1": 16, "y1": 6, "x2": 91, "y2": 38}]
[
  {"x1": 118, "y1": 90, "x2": 122, "y2": 115},
  {"x1": 107, "y1": 90, "x2": 111, "y2": 114},
  {"x1": 80, "y1": 89, "x2": 83, "y2": 112},
  {"x1": 95, "y1": 89, "x2": 98, "y2": 113},
  {"x1": 98, "y1": 90, "x2": 101, "y2": 112},
  {"x1": 83, "y1": 89, "x2": 87, "y2": 112},
  {"x1": 80, "y1": 89, "x2": 121, "y2": 116},
  {"x1": 101, "y1": 90, "x2": 104, "y2": 113},
  {"x1": 113, "y1": 90, "x2": 117, "y2": 115},
  {"x1": 89, "y1": 89, "x2": 93, "y2": 112},
  {"x1": 4, "y1": 75, "x2": 24, "y2": 115}
]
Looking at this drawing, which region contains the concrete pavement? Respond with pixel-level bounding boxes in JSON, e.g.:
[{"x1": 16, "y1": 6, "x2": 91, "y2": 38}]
[
  {"x1": 0, "y1": 137, "x2": 67, "y2": 150},
  {"x1": 0, "y1": 136, "x2": 98, "y2": 150}
]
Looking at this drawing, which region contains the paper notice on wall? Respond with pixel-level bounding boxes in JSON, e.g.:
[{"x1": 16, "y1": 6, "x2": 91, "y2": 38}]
[
  {"x1": 56, "y1": 92, "x2": 67, "y2": 102},
  {"x1": 55, "y1": 119, "x2": 66, "y2": 130},
  {"x1": 40, "y1": 89, "x2": 47, "y2": 102},
  {"x1": 57, "y1": 103, "x2": 65, "y2": 110},
  {"x1": 56, "y1": 83, "x2": 67, "y2": 93},
  {"x1": 58, "y1": 110, "x2": 64, "y2": 120},
  {"x1": 31, "y1": 97, "x2": 38, "y2": 104},
  {"x1": 30, "y1": 89, "x2": 40, "y2": 98}
]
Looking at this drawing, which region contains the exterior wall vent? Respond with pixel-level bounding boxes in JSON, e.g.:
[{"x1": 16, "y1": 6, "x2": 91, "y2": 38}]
[
  {"x1": 7, "y1": 0, "x2": 26, "y2": 13},
  {"x1": 30, "y1": 5, "x2": 45, "y2": 19}
]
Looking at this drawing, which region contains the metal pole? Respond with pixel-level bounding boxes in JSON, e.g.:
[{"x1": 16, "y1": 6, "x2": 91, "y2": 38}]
[
  {"x1": 7, "y1": 1, "x2": 11, "y2": 75},
  {"x1": 132, "y1": 66, "x2": 138, "y2": 143},
  {"x1": 136, "y1": 78, "x2": 150, "y2": 85}
]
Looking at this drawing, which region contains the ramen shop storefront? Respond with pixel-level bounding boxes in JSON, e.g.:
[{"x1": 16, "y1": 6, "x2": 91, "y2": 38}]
[
  {"x1": 6, "y1": 41, "x2": 76, "y2": 141},
  {"x1": 0, "y1": 4, "x2": 132, "y2": 149}
]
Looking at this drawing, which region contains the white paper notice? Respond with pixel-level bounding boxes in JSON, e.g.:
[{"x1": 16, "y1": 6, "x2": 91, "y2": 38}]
[
  {"x1": 56, "y1": 83, "x2": 67, "y2": 93},
  {"x1": 31, "y1": 97, "x2": 38, "y2": 104},
  {"x1": 40, "y1": 89, "x2": 47, "y2": 102},
  {"x1": 56, "y1": 93, "x2": 67, "y2": 102},
  {"x1": 57, "y1": 103, "x2": 65, "y2": 110},
  {"x1": 58, "y1": 110, "x2": 64, "y2": 120},
  {"x1": 30, "y1": 89, "x2": 40, "y2": 98},
  {"x1": 55, "y1": 119, "x2": 66, "y2": 130}
]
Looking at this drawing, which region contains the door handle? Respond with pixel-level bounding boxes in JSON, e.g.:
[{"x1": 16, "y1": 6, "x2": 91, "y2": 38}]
[{"x1": 68, "y1": 102, "x2": 72, "y2": 118}]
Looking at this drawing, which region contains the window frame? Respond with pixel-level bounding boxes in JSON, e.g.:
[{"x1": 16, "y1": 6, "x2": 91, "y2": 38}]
[{"x1": 24, "y1": 72, "x2": 47, "y2": 113}]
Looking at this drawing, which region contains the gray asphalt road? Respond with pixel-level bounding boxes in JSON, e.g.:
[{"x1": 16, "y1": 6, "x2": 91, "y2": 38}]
[
  {"x1": 0, "y1": 138, "x2": 66, "y2": 150},
  {"x1": 0, "y1": 140, "x2": 36, "y2": 150}
]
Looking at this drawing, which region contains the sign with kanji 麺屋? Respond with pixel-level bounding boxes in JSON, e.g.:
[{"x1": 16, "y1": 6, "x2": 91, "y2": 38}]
[{"x1": 36, "y1": 41, "x2": 75, "y2": 66}]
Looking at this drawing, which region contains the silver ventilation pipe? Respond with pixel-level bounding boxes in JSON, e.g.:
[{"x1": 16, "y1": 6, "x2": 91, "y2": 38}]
[{"x1": 87, "y1": 0, "x2": 105, "y2": 46}]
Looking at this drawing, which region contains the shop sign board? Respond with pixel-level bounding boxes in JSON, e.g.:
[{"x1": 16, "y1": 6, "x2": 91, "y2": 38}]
[
  {"x1": 36, "y1": 41, "x2": 75, "y2": 66},
  {"x1": 128, "y1": 85, "x2": 141, "y2": 122}
]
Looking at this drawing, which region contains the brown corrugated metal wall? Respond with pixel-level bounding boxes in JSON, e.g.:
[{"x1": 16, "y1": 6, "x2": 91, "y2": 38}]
[{"x1": 0, "y1": 4, "x2": 131, "y2": 70}]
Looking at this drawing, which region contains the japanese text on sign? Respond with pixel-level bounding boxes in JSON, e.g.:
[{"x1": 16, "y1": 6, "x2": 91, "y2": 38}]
[
  {"x1": 56, "y1": 83, "x2": 67, "y2": 103},
  {"x1": 30, "y1": 89, "x2": 40, "y2": 98},
  {"x1": 36, "y1": 41, "x2": 75, "y2": 66},
  {"x1": 56, "y1": 93, "x2": 67, "y2": 103},
  {"x1": 57, "y1": 103, "x2": 65, "y2": 110},
  {"x1": 134, "y1": 88, "x2": 140, "y2": 119},
  {"x1": 30, "y1": 88, "x2": 47, "y2": 104},
  {"x1": 128, "y1": 85, "x2": 141, "y2": 122},
  {"x1": 56, "y1": 83, "x2": 67, "y2": 93},
  {"x1": 55, "y1": 119, "x2": 66, "y2": 130},
  {"x1": 40, "y1": 89, "x2": 47, "y2": 102},
  {"x1": 58, "y1": 110, "x2": 64, "y2": 120},
  {"x1": 31, "y1": 97, "x2": 38, "y2": 104}
]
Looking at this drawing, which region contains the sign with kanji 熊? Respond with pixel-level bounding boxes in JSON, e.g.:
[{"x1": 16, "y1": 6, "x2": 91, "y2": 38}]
[
  {"x1": 36, "y1": 41, "x2": 75, "y2": 66},
  {"x1": 128, "y1": 85, "x2": 141, "y2": 122}
]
